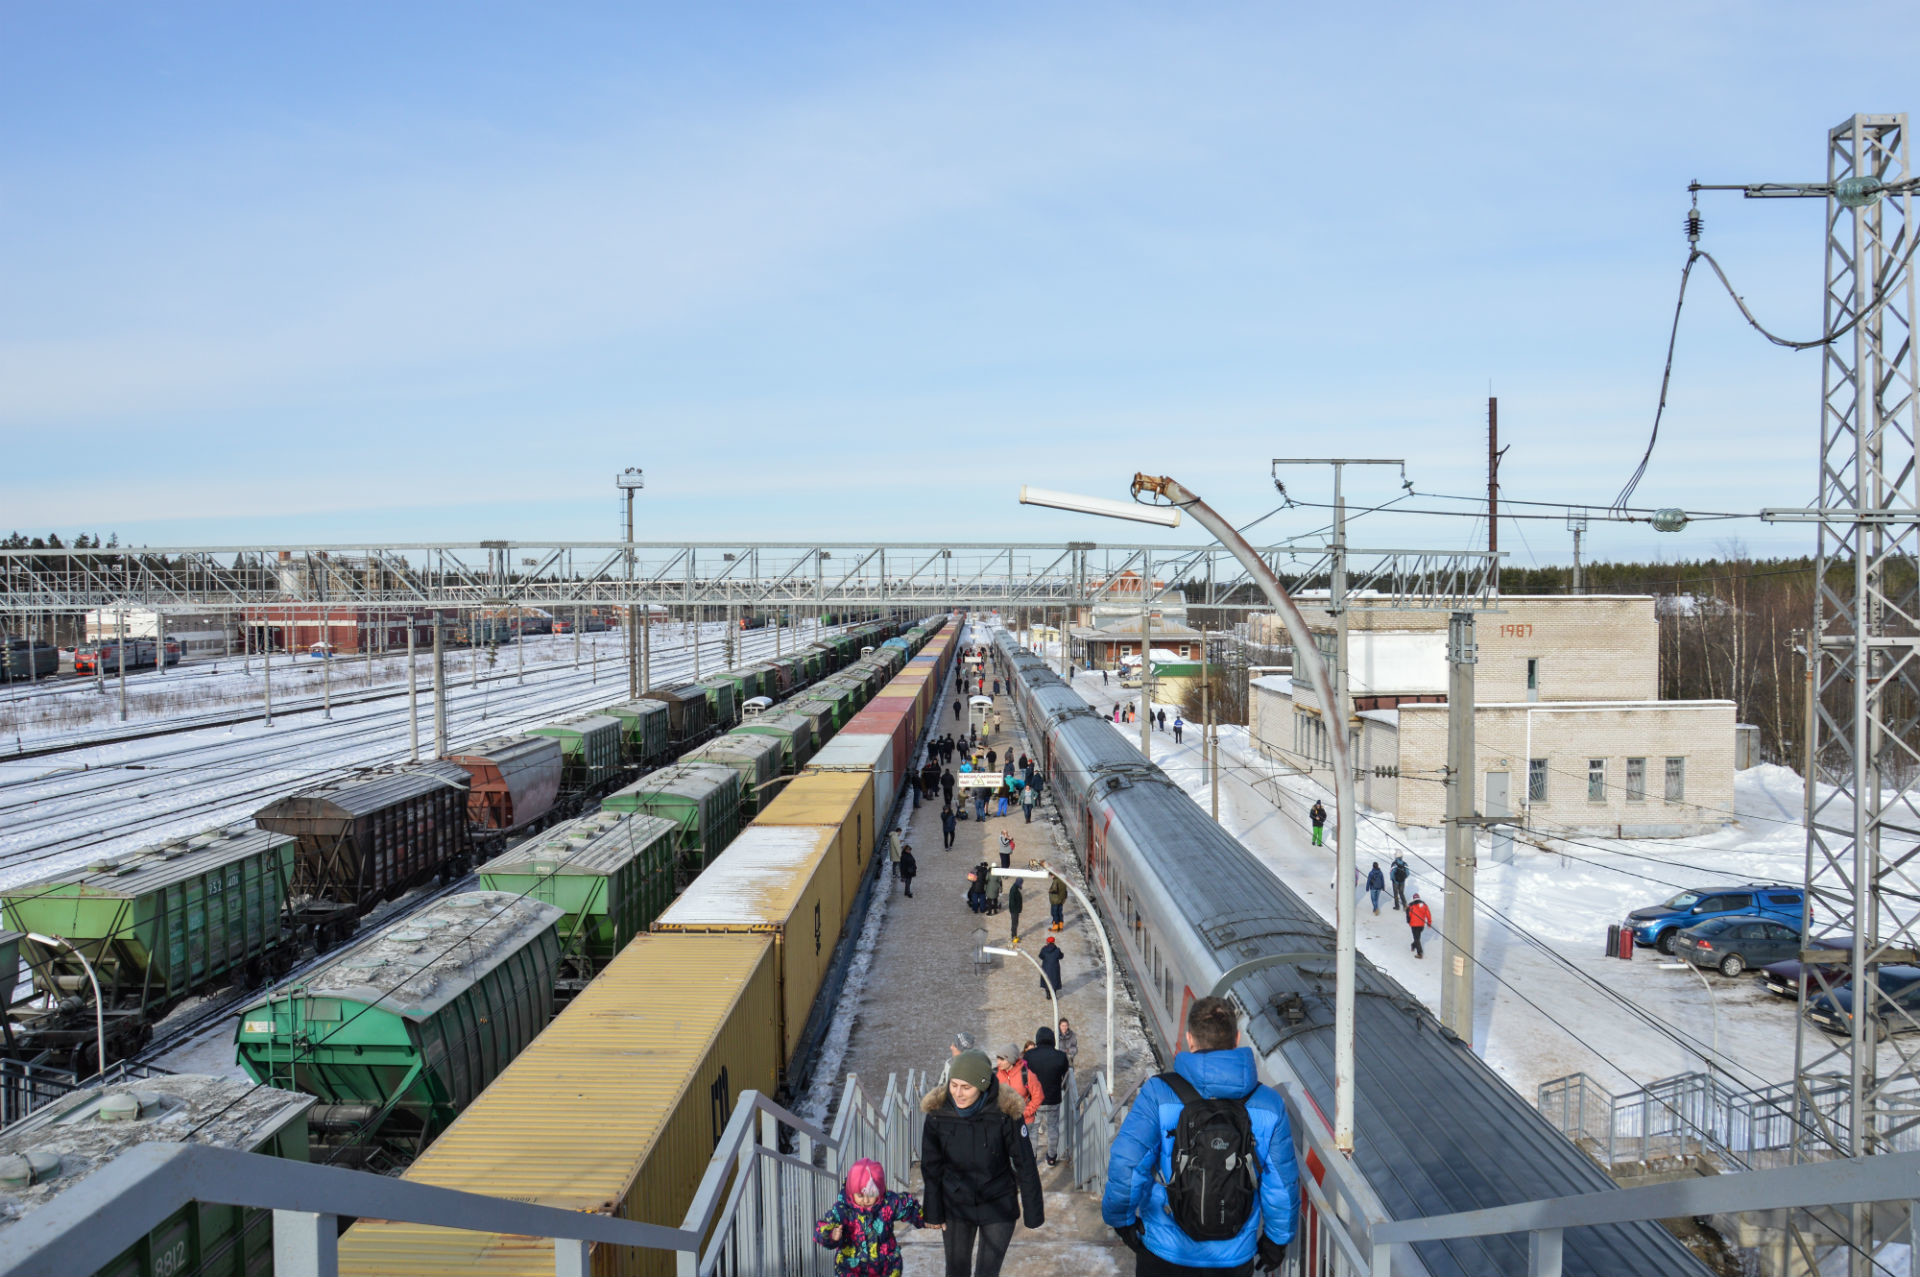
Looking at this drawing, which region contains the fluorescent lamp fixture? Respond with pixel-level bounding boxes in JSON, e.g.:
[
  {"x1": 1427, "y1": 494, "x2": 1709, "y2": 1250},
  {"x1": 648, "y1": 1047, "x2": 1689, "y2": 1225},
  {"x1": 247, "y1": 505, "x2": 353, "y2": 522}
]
[
  {"x1": 983, "y1": 946, "x2": 1017, "y2": 957},
  {"x1": 990, "y1": 867, "x2": 1049, "y2": 879},
  {"x1": 1019, "y1": 486, "x2": 1180, "y2": 528}
]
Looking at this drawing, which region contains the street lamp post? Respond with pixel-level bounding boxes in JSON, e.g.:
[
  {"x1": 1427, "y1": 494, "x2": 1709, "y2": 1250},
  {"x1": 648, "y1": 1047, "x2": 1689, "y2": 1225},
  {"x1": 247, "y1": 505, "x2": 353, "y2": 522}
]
[
  {"x1": 994, "y1": 866, "x2": 1112, "y2": 1094},
  {"x1": 26, "y1": 933, "x2": 106, "y2": 1077},
  {"x1": 983, "y1": 945, "x2": 1060, "y2": 1035},
  {"x1": 617, "y1": 469, "x2": 645, "y2": 700}
]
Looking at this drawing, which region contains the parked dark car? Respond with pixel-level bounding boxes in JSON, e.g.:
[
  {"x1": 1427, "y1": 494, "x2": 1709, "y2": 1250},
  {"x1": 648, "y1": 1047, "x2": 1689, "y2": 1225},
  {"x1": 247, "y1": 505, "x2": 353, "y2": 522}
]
[
  {"x1": 1807, "y1": 967, "x2": 1920, "y2": 1036},
  {"x1": 1624, "y1": 884, "x2": 1805, "y2": 954},
  {"x1": 1761, "y1": 935, "x2": 1853, "y2": 998},
  {"x1": 1678, "y1": 915, "x2": 1802, "y2": 976}
]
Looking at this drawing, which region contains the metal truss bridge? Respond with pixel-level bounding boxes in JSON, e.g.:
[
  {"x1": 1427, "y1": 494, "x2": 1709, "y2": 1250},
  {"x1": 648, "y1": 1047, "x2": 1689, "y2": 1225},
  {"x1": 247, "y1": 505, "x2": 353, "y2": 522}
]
[{"x1": 0, "y1": 540, "x2": 1498, "y2": 616}]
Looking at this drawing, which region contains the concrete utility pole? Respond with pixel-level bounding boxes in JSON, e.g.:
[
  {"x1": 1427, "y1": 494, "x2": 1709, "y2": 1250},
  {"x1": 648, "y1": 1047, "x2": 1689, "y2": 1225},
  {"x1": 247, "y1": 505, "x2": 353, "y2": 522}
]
[
  {"x1": 1139, "y1": 560, "x2": 1153, "y2": 760},
  {"x1": 262, "y1": 613, "x2": 272, "y2": 726},
  {"x1": 641, "y1": 603, "x2": 650, "y2": 693},
  {"x1": 619, "y1": 468, "x2": 644, "y2": 700},
  {"x1": 432, "y1": 613, "x2": 447, "y2": 757},
  {"x1": 1440, "y1": 611, "x2": 1478, "y2": 1042},
  {"x1": 116, "y1": 611, "x2": 127, "y2": 721},
  {"x1": 1567, "y1": 513, "x2": 1587, "y2": 593},
  {"x1": 153, "y1": 612, "x2": 165, "y2": 687},
  {"x1": 407, "y1": 625, "x2": 419, "y2": 762},
  {"x1": 322, "y1": 609, "x2": 332, "y2": 720}
]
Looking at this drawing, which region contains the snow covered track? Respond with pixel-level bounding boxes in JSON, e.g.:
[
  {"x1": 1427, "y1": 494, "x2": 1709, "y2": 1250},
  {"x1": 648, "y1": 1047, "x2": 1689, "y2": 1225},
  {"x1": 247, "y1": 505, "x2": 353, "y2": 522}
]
[{"x1": 0, "y1": 621, "x2": 835, "y2": 890}]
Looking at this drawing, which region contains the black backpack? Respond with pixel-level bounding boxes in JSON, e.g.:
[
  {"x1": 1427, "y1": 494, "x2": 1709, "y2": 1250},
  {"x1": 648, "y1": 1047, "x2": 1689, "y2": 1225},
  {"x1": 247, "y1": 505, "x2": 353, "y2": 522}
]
[{"x1": 1155, "y1": 1074, "x2": 1260, "y2": 1242}]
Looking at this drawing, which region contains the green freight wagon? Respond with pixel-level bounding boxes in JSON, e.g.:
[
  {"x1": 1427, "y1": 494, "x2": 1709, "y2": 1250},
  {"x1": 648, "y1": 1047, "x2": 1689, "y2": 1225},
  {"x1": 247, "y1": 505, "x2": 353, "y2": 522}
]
[
  {"x1": 1, "y1": 830, "x2": 297, "y2": 1072},
  {"x1": 794, "y1": 646, "x2": 828, "y2": 681},
  {"x1": 765, "y1": 656, "x2": 802, "y2": 696},
  {"x1": 715, "y1": 667, "x2": 765, "y2": 705},
  {"x1": 600, "y1": 762, "x2": 742, "y2": 884},
  {"x1": 694, "y1": 675, "x2": 738, "y2": 731},
  {"x1": 234, "y1": 892, "x2": 563, "y2": 1159},
  {"x1": 730, "y1": 713, "x2": 815, "y2": 773},
  {"x1": 604, "y1": 700, "x2": 672, "y2": 768},
  {"x1": 477, "y1": 811, "x2": 678, "y2": 987},
  {"x1": 786, "y1": 698, "x2": 838, "y2": 747},
  {"x1": 525, "y1": 714, "x2": 624, "y2": 793},
  {"x1": 0, "y1": 1075, "x2": 313, "y2": 1277},
  {"x1": 812, "y1": 682, "x2": 864, "y2": 729},
  {"x1": 684, "y1": 733, "x2": 785, "y2": 816}
]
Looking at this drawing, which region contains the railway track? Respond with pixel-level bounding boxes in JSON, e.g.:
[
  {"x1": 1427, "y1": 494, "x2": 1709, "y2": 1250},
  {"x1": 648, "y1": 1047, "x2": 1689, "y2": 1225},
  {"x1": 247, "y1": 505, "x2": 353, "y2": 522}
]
[{"x1": 0, "y1": 623, "x2": 841, "y2": 886}]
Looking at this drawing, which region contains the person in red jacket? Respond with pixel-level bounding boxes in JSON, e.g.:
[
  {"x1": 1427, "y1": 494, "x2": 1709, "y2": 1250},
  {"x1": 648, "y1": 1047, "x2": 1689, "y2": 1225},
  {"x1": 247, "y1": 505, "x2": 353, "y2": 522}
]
[
  {"x1": 993, "y1": 1045, "x2": 1043, "y2": 1124},
  {"x1": 1407, "y1": 893, "x2": 1432, "y2": 959}
]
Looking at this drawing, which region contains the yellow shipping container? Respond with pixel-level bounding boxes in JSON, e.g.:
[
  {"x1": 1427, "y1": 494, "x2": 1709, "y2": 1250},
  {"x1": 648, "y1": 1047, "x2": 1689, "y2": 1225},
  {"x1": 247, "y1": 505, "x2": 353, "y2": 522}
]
[
  {"x1": 652, "y1": 824, "x2": 843, "y2": 1068},
  {"x1": 754, "y1": 771, "x2": 876, "y2": 913},
  {"x1": 339, "y1": 933, "x2": 779, "y2": 1277}
]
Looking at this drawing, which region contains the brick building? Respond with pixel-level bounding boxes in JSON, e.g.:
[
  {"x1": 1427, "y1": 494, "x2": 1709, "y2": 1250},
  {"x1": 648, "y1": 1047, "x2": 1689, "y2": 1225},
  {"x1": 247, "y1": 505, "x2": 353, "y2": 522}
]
[{"x1": 1248, "y1": 596, "x2": 1737, "y2": 837}]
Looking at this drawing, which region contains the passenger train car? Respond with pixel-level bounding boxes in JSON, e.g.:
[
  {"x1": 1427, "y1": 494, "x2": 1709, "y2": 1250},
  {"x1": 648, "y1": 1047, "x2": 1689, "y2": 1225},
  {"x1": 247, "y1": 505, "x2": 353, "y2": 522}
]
[{"x1": 992, "y1": 631, "x2": 1709, "y2": 1277}]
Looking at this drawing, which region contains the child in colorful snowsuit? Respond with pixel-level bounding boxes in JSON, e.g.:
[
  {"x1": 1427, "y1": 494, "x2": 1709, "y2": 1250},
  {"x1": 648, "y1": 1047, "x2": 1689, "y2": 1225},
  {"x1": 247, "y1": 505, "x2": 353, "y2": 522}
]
[{"x1": 813, "y1": 1158, "x2": 927, "y2": 1277}]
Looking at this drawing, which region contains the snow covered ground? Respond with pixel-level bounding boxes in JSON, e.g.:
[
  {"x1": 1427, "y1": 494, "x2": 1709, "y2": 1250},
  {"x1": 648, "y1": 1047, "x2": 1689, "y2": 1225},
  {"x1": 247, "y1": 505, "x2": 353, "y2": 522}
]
[
  {"x1": 0, "y1": 619, "x2": 832, "y2": 891},
  {"x1": 1057, "y1": 662, "x2": 1851, "y2": 1106}
]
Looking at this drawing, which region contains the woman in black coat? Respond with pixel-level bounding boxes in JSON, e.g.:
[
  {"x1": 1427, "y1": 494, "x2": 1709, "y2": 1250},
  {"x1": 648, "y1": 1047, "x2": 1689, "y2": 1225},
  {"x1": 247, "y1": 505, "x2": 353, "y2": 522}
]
[{"x1": 920, "y1": 1050, "x2": 1044, "y2": 1276}]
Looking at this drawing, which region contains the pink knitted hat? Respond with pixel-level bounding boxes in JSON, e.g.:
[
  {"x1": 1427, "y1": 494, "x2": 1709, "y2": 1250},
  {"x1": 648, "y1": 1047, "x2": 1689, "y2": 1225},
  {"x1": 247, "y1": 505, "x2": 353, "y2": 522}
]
[{"x1": 846, "y1": 1159, "x2": 886, "y2": 1198}]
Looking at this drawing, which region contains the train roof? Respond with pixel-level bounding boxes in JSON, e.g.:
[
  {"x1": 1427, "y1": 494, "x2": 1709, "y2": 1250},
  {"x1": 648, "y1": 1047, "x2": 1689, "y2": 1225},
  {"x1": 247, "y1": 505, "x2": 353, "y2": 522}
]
[
  {"x1": 478, "y1": 811, "x2": 679, "y2": 878},
  {"x1": 290, "y1": 891, "x2": 562, "y2": 1017},
  {"x1": 4, "y1": 827, "x2": 293, "y2": 897},
  {"x1": 255, "y1": 762, "x2": 469, "y2": 821}
]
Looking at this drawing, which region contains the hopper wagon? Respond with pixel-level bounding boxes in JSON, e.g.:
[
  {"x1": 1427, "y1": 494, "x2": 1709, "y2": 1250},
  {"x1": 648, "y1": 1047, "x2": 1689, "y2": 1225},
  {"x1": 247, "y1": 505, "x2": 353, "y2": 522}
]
[
  {"x1": 253, "y1": 762, "x2": 473, "y2": 950},
  {"x1": 0, "y1": 1074, "x2": 313, "y2": 1277},
  {"x1": 729, "y1": 712, "x2": 814, "y2": 774},
  {"x1": 604, "y1": 700, "x2": 672, "y2": 768},
  {"x1": 647, "y1": 684, "x2": 716, "y2": 753},
  {"x1": 525, "y1": 714, "x2": 624, "y2": 795},
  {"x1": 478, "y1": 810, "x2": 679, "y2": 991},
  {"x1": 682, "y1": 733, "x2": 785, "y2": 817},
  {"x1": 234, "y1": 892, "x2": 563, "y2": 1164},
  {"x1": 785, "y1": 697, "x2": 838, "y2": 747},
  {"x1": 1, "y1": 829, "x2": 297, "y2": 1073},
  {"x1": 693, "y1": 675, "x2": 738, "y2": 731},
  {"x1": 601, "y1": 763, "x2": 742, "y2": 886},
  {"x1": 443, "y1": 735, "x2": 564, "y2": 841}
]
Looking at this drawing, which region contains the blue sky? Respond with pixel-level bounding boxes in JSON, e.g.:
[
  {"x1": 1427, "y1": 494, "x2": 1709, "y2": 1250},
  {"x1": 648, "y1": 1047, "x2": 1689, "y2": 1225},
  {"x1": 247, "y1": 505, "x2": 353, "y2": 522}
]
[{"x1": 3, "y1": 2, "x2": 1914, "y2": 566}]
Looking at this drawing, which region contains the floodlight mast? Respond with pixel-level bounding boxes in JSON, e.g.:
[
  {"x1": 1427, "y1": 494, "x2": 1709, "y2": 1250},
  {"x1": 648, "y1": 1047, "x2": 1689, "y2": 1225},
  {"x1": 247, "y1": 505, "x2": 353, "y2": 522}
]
[{"x1": 1133, "y1": 471, "x2": 1363, "y2": 1154}]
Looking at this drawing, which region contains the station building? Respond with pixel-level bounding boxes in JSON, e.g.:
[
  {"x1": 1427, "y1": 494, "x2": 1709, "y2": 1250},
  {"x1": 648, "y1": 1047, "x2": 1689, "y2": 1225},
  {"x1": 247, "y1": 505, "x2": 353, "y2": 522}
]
[
  {"x1": 1067, "y1": 572, "x2": 1206, "y2": 668},
  {"x1": 1246, "y1": 595, "x2": 1738, "y2": 837}
]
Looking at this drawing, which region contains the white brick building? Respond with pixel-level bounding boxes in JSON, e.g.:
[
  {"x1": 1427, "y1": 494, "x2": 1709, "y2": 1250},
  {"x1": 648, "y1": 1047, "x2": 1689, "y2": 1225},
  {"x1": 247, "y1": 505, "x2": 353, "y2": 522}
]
[{"x1": 1248, "y1": 596, "x2": 1736, "y2": 836}]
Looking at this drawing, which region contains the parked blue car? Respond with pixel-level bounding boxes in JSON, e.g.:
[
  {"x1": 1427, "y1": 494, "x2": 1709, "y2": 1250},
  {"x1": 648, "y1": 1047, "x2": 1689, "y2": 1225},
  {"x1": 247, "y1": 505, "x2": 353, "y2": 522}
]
[
  {"x1": 1624, "y1": 884, "x2": 1805, "y2": 954},
  {"x1": 1807, "y1": 967, "x2": 1920, "y2": 1036}
]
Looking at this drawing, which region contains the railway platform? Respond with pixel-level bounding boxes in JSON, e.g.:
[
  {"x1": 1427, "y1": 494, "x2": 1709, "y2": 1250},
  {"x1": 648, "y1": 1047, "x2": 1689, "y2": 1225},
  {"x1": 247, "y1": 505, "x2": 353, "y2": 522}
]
[{"x1": 828, "y1": 640, "x2": 1155, "y2": 1274}]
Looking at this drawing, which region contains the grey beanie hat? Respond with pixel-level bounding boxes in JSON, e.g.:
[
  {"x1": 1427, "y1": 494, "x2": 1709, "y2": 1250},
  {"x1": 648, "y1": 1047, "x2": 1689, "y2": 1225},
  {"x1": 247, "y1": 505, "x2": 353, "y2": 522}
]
[
  {"x1": 953, "y1": 1031, "x2": 976, "y2": 1052},
  {"x1": 947, "y1": 1050, "x2": 993, "y2": 1090}
]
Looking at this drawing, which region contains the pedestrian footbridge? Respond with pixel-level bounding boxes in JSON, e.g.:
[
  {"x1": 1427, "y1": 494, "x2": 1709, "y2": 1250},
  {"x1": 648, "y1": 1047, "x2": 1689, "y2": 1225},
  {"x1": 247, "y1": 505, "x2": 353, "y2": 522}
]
[{"x1": 4, "y1": 1065, "x2": 1919, "y2": 1276}]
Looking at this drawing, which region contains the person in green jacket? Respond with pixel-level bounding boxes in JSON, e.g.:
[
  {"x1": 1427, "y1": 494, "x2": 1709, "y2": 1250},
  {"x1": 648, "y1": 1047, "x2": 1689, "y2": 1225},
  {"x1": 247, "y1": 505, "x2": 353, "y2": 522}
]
[{"x1": 1047, "y1": 876, "x2": 1068, "y2": 932}]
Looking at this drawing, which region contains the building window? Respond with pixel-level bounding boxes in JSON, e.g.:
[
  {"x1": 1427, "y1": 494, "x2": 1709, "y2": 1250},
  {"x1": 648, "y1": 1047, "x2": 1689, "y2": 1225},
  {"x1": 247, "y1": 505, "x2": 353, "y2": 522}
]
[
  {"x1": 1528, "y1": 759, "x2": 1548, "y2": 803},
  {"x1": 1588, "y1": 759, "x2": 1607, "y2": 802},
  {"x1": 1526, "y1": 658, "x2": 1540, "y2": 702},
  {"x1": 1626, "y1": 757, "x2": 1647, "y2": 802},
  {"x1": 1665, "y1": 757, "x2": 1686, "y2": 802}
]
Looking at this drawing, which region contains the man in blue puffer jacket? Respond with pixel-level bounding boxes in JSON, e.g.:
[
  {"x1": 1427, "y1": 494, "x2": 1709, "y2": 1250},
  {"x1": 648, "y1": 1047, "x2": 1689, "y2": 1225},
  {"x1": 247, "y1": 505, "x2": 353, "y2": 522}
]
[{"x1": 1102, "y1": 996, "x2": 1298, "y2": 1275}]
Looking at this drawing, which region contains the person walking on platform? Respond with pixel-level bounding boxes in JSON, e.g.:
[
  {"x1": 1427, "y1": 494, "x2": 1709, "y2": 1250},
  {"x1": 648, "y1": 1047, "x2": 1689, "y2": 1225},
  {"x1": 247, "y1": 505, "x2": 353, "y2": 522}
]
[
  {"x1": 942, "y1": 807, "x2": 958, "y2": 850},
  {"x1": 1056, "y1": 1017, "x2": 1079, "y2": 1064},
  {"x1": 1407, "y1": 893, "x2": 1431, "y2": 958},
  {"x1": 973, "y1": 788, "x2": 988, "y2": 821},
  {"x1": 1047, "y1": 876, "x2": 1067, "y2": 930},
  {"x1": 1156, "y1": 708, "x2": 1166, "y2": 732},
  {"x1": 1390, "y1": 855, "x2": 1409, "y2": 911},
  {"x1": 1102, "y1": 996, "x2": 1297, "y2": 1276},
  {"x1": 986, "y1": 748, "x2": 996, "y2": 772},
  {"x1": 1007, "y1": 878, "x2": 1024, "y2": 944},
  {"x1": 900, "y1": 846, "x2": 917, "y2": 899},
  {"x1": 920, "y1": 1051, "x2": 1045, "y2": 1277},
  {"x1": 1309, "y1": 801, "x2": 1327, "y2": 847},
  {"x1": 941, "y1": 769, "x2": 956, "y2": 806},
  {"x1": 1023, "y1": 1028, "x2": 1071, "y2": 1168},
  {"x1": 985, "y1": 867, "x2": 1003, "y2": 915},
  {"x1": 954, "y1": 698, "x2": 962, "y2": 721},
  {"x1": 889, "y1": 832, "x2": 904, "y2": 883},
  {"x1": 1365, "y1": 862, "x2": 1385, "y2": 915},
  {"x1": 1172, "y1": 716, "x2": 1183, "y2": 744},
  {"x1": 1102, "y1": 668, "x2": 1109, "y2": 685},
  {"x1": 1021, "y1": 783, "x2": 1035, "y2": 823},
  {"x1": 1038, "y1": 936, "x2": 1064, "y2": 995},
  {"x1": 998, "y1": 834, "x2": 1015, "y2": 870}
]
